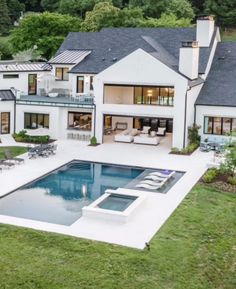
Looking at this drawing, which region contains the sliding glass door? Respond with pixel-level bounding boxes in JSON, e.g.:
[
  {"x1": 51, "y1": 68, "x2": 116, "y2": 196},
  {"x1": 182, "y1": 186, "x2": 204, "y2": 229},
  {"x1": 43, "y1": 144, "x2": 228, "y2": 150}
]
[{"x1": 1, "y1": 112, "x2": 10, "y2": 134}]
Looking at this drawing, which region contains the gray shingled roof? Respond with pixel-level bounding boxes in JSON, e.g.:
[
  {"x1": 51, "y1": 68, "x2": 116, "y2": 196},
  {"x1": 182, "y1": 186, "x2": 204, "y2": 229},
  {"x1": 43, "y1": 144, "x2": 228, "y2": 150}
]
[
  {"x1": 57, "y1": 27, "x2": 215, "y2": 75},
  {"x1": 49, "y1": 50, "x2": 91, "y2": 64},
  {"x1": 0, "y1": 90, "x2": 15, "y2": 101},
  {"x1": 196, "y1": 42, "x2": 236, "y2": 107}
]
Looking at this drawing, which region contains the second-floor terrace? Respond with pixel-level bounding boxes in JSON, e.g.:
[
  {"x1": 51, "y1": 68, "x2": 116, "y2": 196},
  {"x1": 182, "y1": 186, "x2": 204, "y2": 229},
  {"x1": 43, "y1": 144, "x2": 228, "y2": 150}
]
[
  {"x1": 16, "y1": 90, "x2": 95, "y2": 108},
  {"x1": 103, "y1": 84, "x2": 174, "y2": 106}
]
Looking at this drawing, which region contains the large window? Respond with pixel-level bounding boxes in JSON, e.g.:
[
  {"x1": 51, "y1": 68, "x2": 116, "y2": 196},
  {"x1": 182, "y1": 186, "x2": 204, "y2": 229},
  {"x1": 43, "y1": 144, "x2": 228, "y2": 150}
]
[
  {"x1": 24, "y1": 113, "x2": 49, "y2": 129},
  {"x1": 3, "y1": 74, "x2": 19, "y2": 79},
  {"x1": 68, "y1": 112, "x2": 92, "y2": 131},
  {"x1": 204, "y1": 116, "x2": 236, "y2": 135},
  {"x1": 77, "y1": 76, "x2": 84, "y2": 93},
  {"x1": 28, "y1": 74, "x2": 37, "y2": 95},
  {"x1": 134, "y1": 86, "x2": 174, "y2": 106},
  {"x1": 1, "y1": 112, "x2": 10, "y2": 134},
  {"x1": 55, "y1": 67, "x2": 69, "y2": 81}
]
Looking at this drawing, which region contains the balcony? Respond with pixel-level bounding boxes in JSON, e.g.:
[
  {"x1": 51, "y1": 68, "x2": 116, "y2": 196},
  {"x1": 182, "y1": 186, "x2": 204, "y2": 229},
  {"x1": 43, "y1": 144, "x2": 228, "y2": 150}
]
[{"x1": 16, "y1": 93, "x2": 95, "y2": 108}]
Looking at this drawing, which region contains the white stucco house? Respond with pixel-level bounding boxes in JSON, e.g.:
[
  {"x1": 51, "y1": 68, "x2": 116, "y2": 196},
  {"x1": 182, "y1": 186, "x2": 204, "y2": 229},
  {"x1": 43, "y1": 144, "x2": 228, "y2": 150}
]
[{"x1": 0, "y1": 16, "x2": 235, "y2": 149}]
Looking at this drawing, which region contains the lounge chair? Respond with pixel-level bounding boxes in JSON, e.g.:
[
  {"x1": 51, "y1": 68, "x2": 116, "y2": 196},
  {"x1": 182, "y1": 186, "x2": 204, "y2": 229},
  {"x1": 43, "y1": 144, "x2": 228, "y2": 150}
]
[
  {"x1": 140, "y1": 179, "x2": 166, "y2": 186},
  {"x1": 149, "y1": 170, "x2": 175, "y2": 179},
  {"x1": 145, "y1": 175, "x2": 166, "y2": 181},
  {"x1": 135, "y1": 182, "x2": 165, "y2": 190},
  {"x1": 0, "y1": 160, "x2": 15, "y2": 169},
  {"x1": 4, "y1": 150, "x2": 24, "y2": 164}
]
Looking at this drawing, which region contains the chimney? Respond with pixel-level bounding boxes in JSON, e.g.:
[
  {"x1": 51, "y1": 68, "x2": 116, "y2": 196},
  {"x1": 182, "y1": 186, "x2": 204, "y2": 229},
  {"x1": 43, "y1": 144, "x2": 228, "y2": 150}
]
[
  {"x1": 179, "y1": 41, "x2": 199, "y2": 80},
  {"x1": 196, "y1": 15, "x2": 215, "y2": 47}
]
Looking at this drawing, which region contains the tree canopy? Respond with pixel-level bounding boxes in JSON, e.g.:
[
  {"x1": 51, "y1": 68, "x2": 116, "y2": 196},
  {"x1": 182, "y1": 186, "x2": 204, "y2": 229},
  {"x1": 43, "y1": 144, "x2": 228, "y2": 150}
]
[
  {"x1": 0, "y1": 0, "x2": 11, "y2": 35},
  {"x1": 10, "y1": 12, "x2": 81, "y2": 59}
]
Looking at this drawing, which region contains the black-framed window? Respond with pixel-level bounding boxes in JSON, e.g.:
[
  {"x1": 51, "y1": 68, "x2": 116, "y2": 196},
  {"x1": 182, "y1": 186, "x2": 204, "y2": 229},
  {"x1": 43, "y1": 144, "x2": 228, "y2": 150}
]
[
  {"x1": 68, "y1": 112, "x2": 92, "y2": 131},
  {"x1": 1, "y1": 112, "x2": 10, "y2": 134},
  {"x1": 3, "y1": 74, "x2": 19, "y2": 79},
  {"x1": 134, "y1": 86, "x2": 174, "y2": 106},
  {"x1": 77, "y1": 76, "x2": 84, "y2": 93},
  {"x1": 24, "y1": 113, "x2": 49, "y2": 129},
  {"x1": 28, "y1": 74, "x2": 37, "y2": 95},
  {"x1": 55, "y1": 67, "x2": 69, "y2": 81},
  {"x1": 204, "y1": 116, "x2": 236, "y2": 135}
]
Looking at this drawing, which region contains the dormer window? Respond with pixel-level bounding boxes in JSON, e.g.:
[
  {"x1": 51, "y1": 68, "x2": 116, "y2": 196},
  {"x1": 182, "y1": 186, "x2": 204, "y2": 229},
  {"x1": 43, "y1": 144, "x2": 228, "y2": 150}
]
[{"x1": 55, "y1": 67, "x2": 69, "y2": 81}]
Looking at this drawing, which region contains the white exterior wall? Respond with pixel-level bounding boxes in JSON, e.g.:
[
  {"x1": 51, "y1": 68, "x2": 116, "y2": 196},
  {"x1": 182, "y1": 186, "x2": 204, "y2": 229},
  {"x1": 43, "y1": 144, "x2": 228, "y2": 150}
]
[
  {"x1": 49, "y1": 64, "x2": 73, "y2": 94},
  {"x1": 179, "y1": 47, "x2": 199, "y2": 80},
  {"x1": 94, "y1": 49, "x2": 188, "y2": 148},
  {"x1": 202, "y1": 28, "x2": 221, "y2": 79},
  {"x1": 196, "y1": 19, "x2": 215, "y2": 47},
  {"x1": 185, "y1": 84, "x2": 204, "y2": 145},
  {"x1": 0, "y1": 71, "x2": 48, "y2": 96},
  {"x1": 0, "y1": 101, "x2": 15, "y2": 135},
  {"x1": 15, "y1": 104, "x2": 94, "y2": 139},
  {"x1": 196, "y1": 105, "x2": 236, "y2": 139},
  {"x1": 71, "y1": 73, "x2": 95, "y2": 97}
]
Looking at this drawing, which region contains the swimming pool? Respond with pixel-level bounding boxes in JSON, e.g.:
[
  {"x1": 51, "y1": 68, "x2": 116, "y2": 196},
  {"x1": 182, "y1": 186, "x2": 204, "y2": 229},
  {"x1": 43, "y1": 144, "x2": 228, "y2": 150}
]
[{"x1": 0, "y1": 161, "x2": 144, "y2": 225}]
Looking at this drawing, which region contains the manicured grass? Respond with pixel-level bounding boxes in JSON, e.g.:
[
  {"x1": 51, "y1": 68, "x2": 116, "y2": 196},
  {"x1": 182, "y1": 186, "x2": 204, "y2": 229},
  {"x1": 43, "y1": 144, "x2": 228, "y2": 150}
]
[
  {"x1": 221, "y1": 28, "x2": 236, "y2": 41},
  {"x1": 0, "y1": 184, "x2": 235, "y2": 289},
  {"x1": 0, "y1": 146, "x2": 28, "y2": 159}
]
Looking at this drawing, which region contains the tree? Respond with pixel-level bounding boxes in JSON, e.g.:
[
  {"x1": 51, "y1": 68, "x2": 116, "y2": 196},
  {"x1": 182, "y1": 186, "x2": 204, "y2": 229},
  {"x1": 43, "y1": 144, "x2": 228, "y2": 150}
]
[
  {"x1": 59, "y1": 0, "x2": 123, "y2": 18},
  {"x1": 221, "y1": 144, "x2": 236, "y2": 178},
  {"x1": 139, "y1": 13, "x2": 192, "y2": 28},
  {"x1": 19, "y1": 0, "x2": 42, "y2": 12},
  {"x1": 0, "y1": 40, "x2": 13, "y2": 60},
  {"x1": 10, "y1": 12, "x2": 81, "y2": 59},
  {"x1": 81, "y1": 2, "x2": 120, "y2": 31},
  {"x1": 7, "y1": 0, "x2": 25, "y2": 24},
  {"x1": 129, "y1": 0, "x2": 168, "y2": 18},
  {"x1": 189, "y1": 0, "x2": 206, "y2": 14},
  {"x1": 41, "y1": 0, "x2": 60, "y2": 12},
  {"x1": 0, "y1": 0, "x2": 11, "y2": 35},
  {"x1": 166, "y1": 0, "x2": 195, "y2": 20},
  {"x1": 204, "y1": 0, "x2": 236, "y2": 26}
]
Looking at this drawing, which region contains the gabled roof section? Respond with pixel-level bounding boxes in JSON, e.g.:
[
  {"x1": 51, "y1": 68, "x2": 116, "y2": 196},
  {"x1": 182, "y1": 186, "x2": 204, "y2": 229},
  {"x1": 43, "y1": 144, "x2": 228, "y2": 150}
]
[
  {"x1": 196, "y1": 42, "x2": 236, "y2": 107},
  {"x1": 0, "y1": 62, "x2": 51, "y2": 72},
  {"x1": 0, "y1": 89, "x2": 15, "y2": 101},
  {"x1": 49, "y1": 50, "x2": 91, "y2": 65},
  {"x1": 57, "y1": 27, "x2": 216, "y2": 75}
]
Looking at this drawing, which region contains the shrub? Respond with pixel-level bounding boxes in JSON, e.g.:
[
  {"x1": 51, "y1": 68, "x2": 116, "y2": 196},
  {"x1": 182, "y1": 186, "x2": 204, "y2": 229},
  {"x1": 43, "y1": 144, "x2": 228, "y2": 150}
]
[
  {"x1": 13, "y1": 131, "x2": 50, "y2": 144},
  {"x1": 188, "y1": 124, "x2": 201, "y2": 145},
  {"x1": 171, "y1": 143, "x2": 198, "y2": 155},
  {"x1": 202, "y1": 168, "x2": 219, "y2": 183},
  {"x1": 90, "y1": 136, "x2": 97, "y2": 146},
  {"x1": 228, "y1": 176, "x2": 236, "y2": 186},
  {"x1": 171, "y1": 147, "x2": 179, "y2": 153}
]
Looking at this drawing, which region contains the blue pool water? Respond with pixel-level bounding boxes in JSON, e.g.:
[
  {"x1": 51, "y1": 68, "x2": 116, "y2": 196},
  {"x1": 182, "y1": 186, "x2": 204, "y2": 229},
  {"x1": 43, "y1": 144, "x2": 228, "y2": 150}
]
[
  {"x1": 98, "y1": 194, "x2": 137, "y2": 212},
  {"x1": 0, "y1": 161, "x2": 144, "y2": 225}
]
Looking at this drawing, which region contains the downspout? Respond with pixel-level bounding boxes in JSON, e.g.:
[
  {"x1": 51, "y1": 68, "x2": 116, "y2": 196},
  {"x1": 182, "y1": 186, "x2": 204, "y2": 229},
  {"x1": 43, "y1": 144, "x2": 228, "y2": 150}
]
[
  {"x1": 183, "y1": 91, "x2": 188, "y2": 148},
  {"x1": 194, "y1": 104, "x2": 196, "y2": 124},
  {"x1": 14, "y1": 99, "x2": 16, "y2": 134},
  {"x1": 183, "y1": 86, "x2": 192, "y2": 148},
  {"x1": 93, "y1": 103, "x2": 96, "y2": 138}
]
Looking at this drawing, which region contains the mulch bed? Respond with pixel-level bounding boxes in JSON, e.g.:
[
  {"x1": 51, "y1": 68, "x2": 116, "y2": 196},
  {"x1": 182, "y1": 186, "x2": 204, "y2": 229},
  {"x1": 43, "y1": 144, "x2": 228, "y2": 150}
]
[{"x1": 201, "y1": 173, "x2": 236, "y2": 194}]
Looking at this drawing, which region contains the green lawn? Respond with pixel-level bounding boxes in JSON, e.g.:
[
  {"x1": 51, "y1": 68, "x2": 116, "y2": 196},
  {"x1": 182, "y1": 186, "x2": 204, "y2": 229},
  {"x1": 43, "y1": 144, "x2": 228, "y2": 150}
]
[
  {"x1": 0, "y1": 184, "x2": 235, "y2": 289},
  {"x1": 0, "y1": 146, "x2": 28, "y2": 159},
  {"x1": 221, "y1": 28, "x2": 236, "y2": 41}
]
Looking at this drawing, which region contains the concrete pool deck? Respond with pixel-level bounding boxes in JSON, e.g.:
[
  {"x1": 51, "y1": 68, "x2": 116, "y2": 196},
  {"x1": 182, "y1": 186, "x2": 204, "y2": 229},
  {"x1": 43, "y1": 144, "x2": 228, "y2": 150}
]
[{"x1": 0, "y1": 139, "x2": 214, "y2": 249}]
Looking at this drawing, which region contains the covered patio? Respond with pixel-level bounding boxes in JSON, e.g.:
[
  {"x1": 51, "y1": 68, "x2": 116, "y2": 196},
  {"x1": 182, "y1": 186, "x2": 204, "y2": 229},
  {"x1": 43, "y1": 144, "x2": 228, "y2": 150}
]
[{"x1": 102, "y1": 114, "x2": 173, "y2": 149}]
